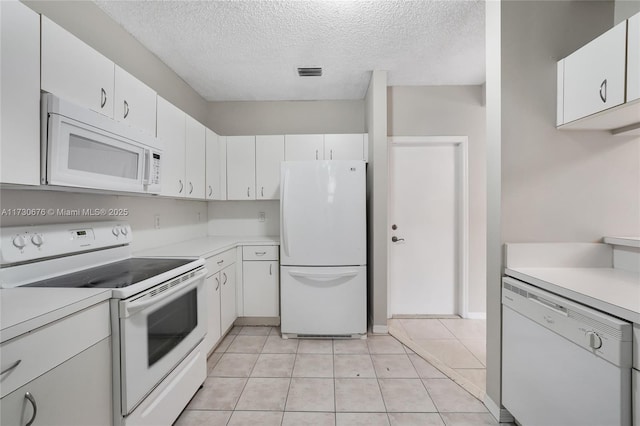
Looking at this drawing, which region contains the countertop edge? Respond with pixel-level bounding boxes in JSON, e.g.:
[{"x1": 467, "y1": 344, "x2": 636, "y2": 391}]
[
  {"x1": 603, "y1": 236, "x2": 640, "y2": 248},
  {"x1": 134, "y1": 236, "x2": 280, "y2": 259}
]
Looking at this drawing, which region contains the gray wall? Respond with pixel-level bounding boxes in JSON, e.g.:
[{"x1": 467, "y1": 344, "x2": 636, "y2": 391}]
[
  {"x1": 387, "y1": 86, "x2": 487, "y2": 314},
  {"x1": 23, "y1": 0, "x2": 209, "y2": 123},
  {"x1": 615, "y1": 0, "x2": 640, "y2": 23},
  {"x1": 207, "y1": 101, "x2": 365, "y2": 135}
]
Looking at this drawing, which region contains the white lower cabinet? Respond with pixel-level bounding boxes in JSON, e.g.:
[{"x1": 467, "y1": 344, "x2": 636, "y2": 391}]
[
  {"x1": 1, "y1": 337, "x2": 112, "y2": 426},
  {"x1": 204, "y1": 250, "x2": 237, "y2": 352},
  {"x1": 242, "y1": 245, "x2": 279, "y2": 318},
  {"x1": 204, "y1": 274, "x2": 222, "y2": 353},
  {"x1": 633, "y1": 369, "x2": 639, "y2": 426},
  {"x1": 220, "y1": 264, "x2": 237, "y2": 333}
]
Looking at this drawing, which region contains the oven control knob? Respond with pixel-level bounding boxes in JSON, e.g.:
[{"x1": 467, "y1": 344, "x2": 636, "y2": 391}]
[
  {"x1": 587, "y1": 331, "x2": 602, "y2": 350},
  {"x1": 31, "y1": 234, "x2": 44, "y2": 247},
  {"x1": 121, "y1": 227, "x2": 128, "y2": 236},
  {"x1": 12, "y1": 235, "x2": 26, "y2": 249},
  {"x1": 112, "y1": 227, "x2": 120, "y2": 237}
]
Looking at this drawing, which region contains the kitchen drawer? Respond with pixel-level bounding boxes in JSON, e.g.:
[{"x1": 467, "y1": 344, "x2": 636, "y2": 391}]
[
  {"x1": 243, "y1": 245, "x2": 279, "y2": 261},
  {"x1": 0, "y1": 301, "x2": 110, "y2": 398},
  {"x1": 205, "y1": 249, "x2": 236, "y2": 276}
]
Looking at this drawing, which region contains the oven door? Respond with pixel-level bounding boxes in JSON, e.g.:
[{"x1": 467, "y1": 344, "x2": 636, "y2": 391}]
[{"x1": 118, "y1": 267, "x2": 207, "y2": 415}]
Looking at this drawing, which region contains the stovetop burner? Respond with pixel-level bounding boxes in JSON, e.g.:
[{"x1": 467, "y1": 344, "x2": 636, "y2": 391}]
[{"x1": 25, "y1": 258, "x2": 195, "y2": 289}]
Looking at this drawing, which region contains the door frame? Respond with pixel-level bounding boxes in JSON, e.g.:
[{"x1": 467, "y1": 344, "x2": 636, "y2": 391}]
[{"x1": 387, "y1": 136, "x2": 470, "y2": 318}]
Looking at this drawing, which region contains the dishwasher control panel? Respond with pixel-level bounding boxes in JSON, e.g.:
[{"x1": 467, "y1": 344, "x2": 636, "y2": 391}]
[{"x1": 502, "y1": 276, "x2": 633, "y2": 367}]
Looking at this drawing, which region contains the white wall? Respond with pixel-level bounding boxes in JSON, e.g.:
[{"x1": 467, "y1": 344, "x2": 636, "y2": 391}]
[
  {"x1": 387, "y1": 86, "x2": 487, "y2": 314},
  {"x1": 208, "y1": 201, "x2": 279, "y2": 236},
  {"x1": 0, "y1": 189, "x2": 207, "y2": 252}
]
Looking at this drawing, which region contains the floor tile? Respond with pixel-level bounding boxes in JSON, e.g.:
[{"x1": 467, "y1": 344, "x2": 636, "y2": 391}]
[
  {"x1": 206, "y1": 352, "x2": 223, "y2": 374},
  {"x1": 458, "y1": 339, "x2": 486, "y2": 366},
  {"x1": 229, "y1": 326, "x2": 242, "y2": 335},
  {"x1": 227, "y1": 411, "x2": 283, "y2": 426},
  {"x1": 186, "y1": 377, "x2": 247, "y2": 410},
  {"x1": 334, "y1": 378, "x2": 386, "y2": 412},
  {"x1": 251, "y1": 353, "x2": 295, "y2": 377},
  {"x1": 438, "y1": 319, "x2": 486, "y2": 340},
  {"x1": 262, "y1": 335, "x2": 299, "y2": 353},
  {"x1": 367, "y1": 335, "x2": 406, "y2": 354},
  {"x1": 298, "y1": 339, "x2": 334, "y2": 354},
  {"x1": 371, "y1": 354, "x2": 419, "y2": 378},
  {"x1": 333, "y1": 339, "x2": 369, "y2": 354},
  {"x1": 293, "y1": 353, "x2": 334, "y2": 377},
  {"x1": 336, "y1": 412, "x2": 390, "y2": 426},
  {"x1": 282, "y1": 412, "x2": 336, "y2": 426},
  {"x1": 239, "y1": 326, "x2": 273, "y2": 336},
  {"x1": 226, "y1": 335, "x2": 268, "y2": 353},
  {"x1": 440, "y1": 413, "x2": 498, "y2": 425},
  {"x1": 378, "y1": 379, "x2": 437, "y2": 412},
  {"x1": 453, "y1": 368, "x2": 486, "y2": 390},
  {"x1": 388, "y1": 412, "x2": 445, "y2": 426},
  {"x1": 400, "y1": 319, "x2": 456, "y2": 339},
  {"x1": 235, "y1": 377, "x2": 290, "y2": 411},
  {"x1": 414, "y1": 339, "x2": 484, "y2": 369},
  {"x1": 285, "y1": 378, "x2": 335, "y2": 412},
  {"x1": 174, "y1": 409, "x2": 232, "y2": 426},
  {"x1": 334, "y1": 354, "x2": 376, "y2": 378},
  {"x1": 408, "y1": 354, "x2": 447, "y2": 379},
  {"x1": 210, "y1": 353, "x2": 258, "y2": 377},
  {"x1": 423, "y1": 379, "x2": 487, "y2": 413},
  {"x1": 213, "y1": 333, "x2": 236, "y2": 352}
]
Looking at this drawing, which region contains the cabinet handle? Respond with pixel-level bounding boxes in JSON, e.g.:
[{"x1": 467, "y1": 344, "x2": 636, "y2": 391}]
[
  {"x1": 247, "y1": 187, "x2": 250, "y2": 198},
  {"x1": 25, "y1": 392, "x2": 37, "y2": 426},
  {"x1": 178, "y1": 179, "x2": 183, "y2": 193},
  {"x1": 0, "y1": 359, "x2": 21, "y2": 375},
  {"x1": 261, "y1": 186, "x2": 264, "y2": 197},
  {"x1": 100, "y1": 88, "x2": 107, "y2": 108},
  {"x1": 123, "y1": 100, "x2": 129, "y2": 118},
  {"x1": 599, "y1": 79, "x2": 607, "y2": 103},
  {"x1": 189, "y1": 182, "x2": 194, "y2": 194},
  {"x1": 315, "y1": 149, "x2": 318, "y2": 160},
  {"x1": 330, "y1": 149, "x2": 333, "y2": 160},
  {"x1": 215, "y1": 276, "x2": 220, "y2": 291},
  {"x1": 255, "y1": 251, "x2": 266, "y2": 256},
  {"x1": 217, "y1": 259, "x2": 224, "y2": 265},
  {"x1": 222, "y1": 272, "x2": 227, "y2": 285},
  {"x1": 208, "y1": 185, "x2": 213, "y2": 197},
  {"x1": 269, "y1": 264, "x2": 272, "y2": 275}
]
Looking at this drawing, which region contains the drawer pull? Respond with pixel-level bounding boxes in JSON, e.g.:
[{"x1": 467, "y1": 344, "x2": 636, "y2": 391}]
[
  {"x1": 0, "y1": 359, "x2": 21, "y2": 375},
  {"x1": 25, "y1": 392, "x2": 37, "y2": 426},
  {"x1": 270, "y1": 264, "x2": 273, "y2": 275},
  {"x1": 217, "y1": 260, "x2": 224, "y2": 265},
  {"x1": 255, "y1": 251, "x2": 266, "y2": 256}
]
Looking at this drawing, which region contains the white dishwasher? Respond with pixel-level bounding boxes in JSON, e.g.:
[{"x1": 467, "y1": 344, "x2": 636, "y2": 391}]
[{"x1": 502, "y1": 276, "x2": 633, "y2": 426}]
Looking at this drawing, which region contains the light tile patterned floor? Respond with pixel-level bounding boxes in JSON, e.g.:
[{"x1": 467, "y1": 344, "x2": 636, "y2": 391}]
[{"x1": 174, "y1": 326, "x2": 496, "y2": 426}]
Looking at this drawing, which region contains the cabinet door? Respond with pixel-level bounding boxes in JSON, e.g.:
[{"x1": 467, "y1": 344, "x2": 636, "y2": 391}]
[
  {"x1": 185, "y1": 116, "x2": 206, "y2": 199},
  {"x1": 324, "y1": 134, "x2": 365, "y2": 161},
  {"x1": 0, "y1": 0, "x2": 40, "y2": 186},
  {"x1": 220, "y1": 265, "x2": 237, "y2": 333},
  {"x1": 1, "y1": 338, "x2": 112, "y2": 426},
  {"x1": 204, "y1": 274, "x2": 222, "y2": 353},
  {"x1": 114, "y1": 65, "x2": 157, "y2": 136},
  {"x1": 157, "y1": 97, "x2": 186, "y2": 197},
  {"x1": 256, "y1": 135, "x2": 284, "y2": 200},
  {"x1": 41, "y1": 16, "x2": 114, "y2": 118},
  {"x1": 562, "y1": 21, "x2": 627, "y2": 124},
  {"x1": 206, "y1": 129, "x2": 227, "y2": 200},
  {"x1": 226, "y1": 136, "x2": 256, "y2": 200},
  {"x1": 242, "y1": 261, "x2": 279, "y2": 317},
  {"x1": 628, "y1": 13, "x2": 640, "y2": 103},
  {"x1": 284, "y1": 134, "x2": 324, "y2": 161}
]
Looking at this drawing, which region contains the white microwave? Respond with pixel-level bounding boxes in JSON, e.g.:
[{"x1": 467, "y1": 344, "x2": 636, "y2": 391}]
[{"x1": 41, "y1": 93, "x2": 162, "y2": 194}]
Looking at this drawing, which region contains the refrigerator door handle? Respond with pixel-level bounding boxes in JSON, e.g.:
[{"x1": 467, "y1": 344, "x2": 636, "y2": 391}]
[
  {"x1": 282, "y1": 169, "x2": 290, "y2": 257},
  {"x1": 288, "y1": 270, "x2": 358, "y2": 282}
]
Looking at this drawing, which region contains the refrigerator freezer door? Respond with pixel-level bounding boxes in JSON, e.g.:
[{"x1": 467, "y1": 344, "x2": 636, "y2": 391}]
[
  {"x1": 280, "y1": 161, "x2": 366, "y2": 266},
  {"x1": 280, "y1": 265, "x2": 367, "y2": 336}
]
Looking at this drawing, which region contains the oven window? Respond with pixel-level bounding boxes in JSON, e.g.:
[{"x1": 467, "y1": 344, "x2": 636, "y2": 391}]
[
  {"x1": 68, "y1": 134, "x2": 139, "y2": 179},
  {"x1": 147, "y1": 289, "x2": 198, "y2": 367}
]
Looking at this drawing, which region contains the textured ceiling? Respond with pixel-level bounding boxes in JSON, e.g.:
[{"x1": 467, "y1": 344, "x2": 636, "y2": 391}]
[{"x1": 94, "y1": 1, "x2": 485, "y2": 101}]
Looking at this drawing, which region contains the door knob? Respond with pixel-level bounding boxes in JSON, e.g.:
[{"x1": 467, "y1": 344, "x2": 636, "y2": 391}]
[
  {"x1": 391, "y1": 224, "x2": 398, "y2": 230},
  {"x1": 392, "y1": 236, "x2": 405, "y2": 242}
]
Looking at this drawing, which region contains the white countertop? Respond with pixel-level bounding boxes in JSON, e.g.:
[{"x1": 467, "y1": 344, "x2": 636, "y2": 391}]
[
  {"x1": 0, "y1": 287, "x2": 112, "y2": 343},
  {"x1": 135, "y1": 235, "x2": 280, "y2": 258},
  {"x1": 603, "y1": 236, "x2": 640, "y2": 248}
]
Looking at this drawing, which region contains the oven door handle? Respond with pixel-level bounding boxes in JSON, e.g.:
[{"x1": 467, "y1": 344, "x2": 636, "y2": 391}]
[{"x1": 122, "y1": 270, "x2": 206, "y2": 317}]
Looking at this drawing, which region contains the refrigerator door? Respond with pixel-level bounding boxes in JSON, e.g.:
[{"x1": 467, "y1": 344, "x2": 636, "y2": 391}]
[
  {"x1": 280, "y1": 266, "x2": 367, "y2": 336},
  {"x1": 280, "y1": 161, "x2": 366, "y2": 266}
]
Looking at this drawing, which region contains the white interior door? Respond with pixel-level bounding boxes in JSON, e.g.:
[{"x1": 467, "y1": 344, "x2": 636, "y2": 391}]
[{"x1": 389, "y1": 139, "x2": 464, "y2": 316}]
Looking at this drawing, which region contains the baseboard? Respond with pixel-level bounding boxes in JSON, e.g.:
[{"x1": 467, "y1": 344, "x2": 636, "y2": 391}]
[
  {"x1": 484, "y1": 395, "x2": 515, "y2": 424},
  {"x1": 234, "y1": 316, "x2": 281, "y2": 326},
  {"x1": 466, "y1": 312, "x2": 487, "y2": 320},
  {"x1": 371, "y1": 324, "x2": 388, "y2": 334}
]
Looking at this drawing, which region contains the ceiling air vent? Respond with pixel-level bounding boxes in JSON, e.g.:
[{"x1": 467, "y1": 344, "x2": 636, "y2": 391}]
[{"x1": 298, "y1": 67, "x2": 323, "y2": 77}]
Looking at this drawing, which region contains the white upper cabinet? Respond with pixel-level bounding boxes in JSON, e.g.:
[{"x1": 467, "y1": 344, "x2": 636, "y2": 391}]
[
  {"x1": 114, "y1": 66, "x2": 157, "y2": 136},
  {"x1": 628, "y1": 13, "x2": 640, "y2": 103},
  {"x1": 157, "y1": 97, "x2": 186, "y2": 197},
  {"x1": 324, "y1": 134, "x2": 365, "y2": 161},
  {"x1": 206, "y1": 129, "x2": 227, "y2": 200},
  {"x1": 41, "y1": 16, "x2": 115, "y2": 118},
  {"x1": 227, "y1": 136, "x2": 256, "y2": 200},
  {"x1": 256, "y1": 135, "x2": 284, "y2": 200},
  {"x1": 1, "y1": 0, "x2": 40, "y2": 186},
  {"x1": 185, "y1": 116, "x2": 206, "y2": 199},
  {"x1": 285, "y1": 134, "x2": 324, "y2": 161}
]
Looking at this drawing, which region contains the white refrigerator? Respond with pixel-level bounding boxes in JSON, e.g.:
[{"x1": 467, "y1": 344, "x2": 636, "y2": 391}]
[{"x1": 280, "y1": 160, "x2": 367, "y2": 337}]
